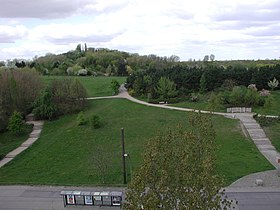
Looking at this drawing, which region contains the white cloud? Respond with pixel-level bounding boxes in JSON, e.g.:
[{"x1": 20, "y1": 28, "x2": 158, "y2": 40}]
[{"x1": 0, "y1": 0, "x2": 280, "y2": 60}]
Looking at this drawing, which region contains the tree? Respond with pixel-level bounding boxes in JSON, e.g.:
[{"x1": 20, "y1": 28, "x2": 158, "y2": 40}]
[
  {"x1": 203, "y1": 55, "x2": 209, "y2": 62},
  {"x1": 267, "y1": 77, "x2": 279, "y2": 90},
  {"x1": 210, "y1": 54, "x2": 215, "y2": 62},
  {"x1": 89, "y1": 145, "x2": 113, "y2": 184},
  {"x1": 51, "y1": 78, "x2": 88, "y2": 115},
  {"x1": 155, "y1": 77, "x2": 178, "y2": 100},
  {"x1": 7, "y1": 111, "x2": 24, "y2": 135},
  {"x1": 124, "y1": 113, "x2": 233, "y2": 210},
  {"x1": 199, "y1": 73, "x2": 207, "y2": 93},
  {"x1": 111, "y1": 79, "x2": 120, "y2": 95},
  {"x1": 32, "y1": 88, "x2": 57, "y2": 120}
]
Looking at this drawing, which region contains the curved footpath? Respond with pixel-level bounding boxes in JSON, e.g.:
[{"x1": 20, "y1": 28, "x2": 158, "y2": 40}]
[
  {"x1": 90, "y1": 85, "x2": 280, "y2": 188},
  {"x1": 0, "y1": 114, "x2": 44, "y2": 168},
  {"x1": 1, "y1": 85, "x2": 279, "y2": 188}
]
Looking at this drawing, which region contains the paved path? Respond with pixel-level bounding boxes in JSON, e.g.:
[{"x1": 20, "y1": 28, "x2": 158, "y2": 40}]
[
  {"x1": 88, "y1": 85, "x2": 280, "y2": 187},
  {"x1": 235, "y1": 113, "x2": 280, "y2": 169},
  {"x1": 0, "y1": 116, "x2": 44, "y2": 168}
]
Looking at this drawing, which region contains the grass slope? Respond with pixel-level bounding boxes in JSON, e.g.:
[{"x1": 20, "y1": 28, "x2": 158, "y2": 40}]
[
  {"x1": 0, "y1": 99, "x2": 273, "y2": 186},
  {"x1": 42, "y1": 76, "x2": 126, "y2": 97},
  {"x1": 0, "y1": 124, "x2": 33, "y2": 160},
  {"x1": 263, "y1": 122, "x2": 280, "y2": 152}
]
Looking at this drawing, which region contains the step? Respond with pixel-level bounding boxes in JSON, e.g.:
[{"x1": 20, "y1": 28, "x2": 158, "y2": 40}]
[
  {"x1": 253, "y1": 139, "x2": 272, "y2": 145},
  {"x1": 243, "y1": 123, "x2": 261, "y2": 129},
  {"x1": 257, "y1": 145, "x2": 275, "y2": 151}
]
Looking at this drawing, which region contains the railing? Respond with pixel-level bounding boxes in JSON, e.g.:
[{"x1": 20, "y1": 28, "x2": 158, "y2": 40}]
[{"x1": 226, "y1": 107, "x2": 252, "y2": 113}]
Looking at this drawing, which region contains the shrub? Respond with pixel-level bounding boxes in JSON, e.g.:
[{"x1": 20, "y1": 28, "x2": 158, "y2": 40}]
[
  {"x1": 244, "y1": 89, "x2": 260, "y2": 106},
  {"x1": 229, "y1": 86, "x2": 247, "y2": 106},
  {"x1": 90, "y1": 114, "x2": 101, "y2": 129},
  {"x1": 254, "y1": 115, "x2": 280, "y2": 127},
  {"x1": 7, "y1": 111, "x2": 24, "y2": 135},
  {"x1": 33, "y1": 88, "x2": 57, "y2": 120},
  {"x1": 111, "y1": 79, "x2": 120, "y2": 95},
  {"x1": 247, "y1": 84, "x2": 257, "y2": 91},
  {"x1": 259, "y1": 89, "x2": 270, "y2": 97},
  {"x1": 77, "y1": 111, "x2": 87, "y2": 126}
]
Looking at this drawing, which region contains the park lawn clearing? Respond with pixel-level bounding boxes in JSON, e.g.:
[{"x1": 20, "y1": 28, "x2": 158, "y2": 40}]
[
  {"x1": 0, "y1": 99, "x2": 273, "y2": 186},
  {"x1": 0, "y1": 124, "x2": 33, "y2": 160},
  {"x1": 42, "y1": 76, "x2": 126, "y2": 97}
]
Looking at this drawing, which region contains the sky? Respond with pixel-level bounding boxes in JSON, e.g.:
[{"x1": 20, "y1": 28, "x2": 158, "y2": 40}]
[{"x1": 0, "y1": 0, "x2": 280, "y2": 61}]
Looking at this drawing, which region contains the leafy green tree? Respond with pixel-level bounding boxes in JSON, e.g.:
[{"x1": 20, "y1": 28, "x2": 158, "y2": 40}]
[
  {"x1": 155, "y1": 77, "x2": 178, "y2": 100},
  {"x1": 111, "y1": 79, "x2": 120, "y2": 95},
  {"x1": 32, "y1": 88, "x2": 57, "y2": 120},
  {"x1": 7, "y1": 111, "x2": 24, "y2": 135},
  {"x1": 124, "y1": 114, "x2": 233, "y2": 210}
]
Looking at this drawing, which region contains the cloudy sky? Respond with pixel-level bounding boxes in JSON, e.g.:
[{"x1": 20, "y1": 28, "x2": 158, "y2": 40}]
[{"x1": 0, "y1": 0, "x2": 280, "y2": 61}]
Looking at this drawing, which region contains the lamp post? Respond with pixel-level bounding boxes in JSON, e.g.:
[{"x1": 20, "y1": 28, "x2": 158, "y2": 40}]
[{"x1": 121, "y1": 128, "x2": 127, "y2": 184}]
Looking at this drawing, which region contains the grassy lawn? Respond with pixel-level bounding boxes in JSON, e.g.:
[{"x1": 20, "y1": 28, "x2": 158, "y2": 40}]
[
  {"x1": 253, "y1": 91, "x2": 280, "y2": 116},
  {"x1": 0, "y1": 99, "x2": 273, "y2": 186},
  {"x1": 0, "y1": 124, "x2": 33, "y2": 160},
  {"x1": 41, "y1": 76, "x2": 126, "y2": 97},
  {"x1": 263, "y1": 122, "x2": 280, "y2": 152}
]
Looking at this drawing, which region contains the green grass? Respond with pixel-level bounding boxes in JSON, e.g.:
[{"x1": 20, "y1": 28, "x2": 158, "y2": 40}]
[
  {"x1": 0, "y1": 99, "x2": 273, "y2": 186},
  {"x1": 41, "y1": 76, "x2": 126, "y2": 97},
  {"x1": 0, "y1": 124, "x2": 33, "y2": 160},
  {"x1": 263, "y1": 122, "x2": 280, "y2": 152},
  {"x1": 253, "y1": 91, "x2": 280, "y2": 115},
  {"x1": 170, "y1": 101, "x2": 226, "y2": 112}
]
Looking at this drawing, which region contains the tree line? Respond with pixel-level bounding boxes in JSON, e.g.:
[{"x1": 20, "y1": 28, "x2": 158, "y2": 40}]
[
  {"x1": 126, "y1": 63, "x2": 280, "y2": 101},
  {"x1": 0, "y1": 68, "x2": 87, "y2": 133}
]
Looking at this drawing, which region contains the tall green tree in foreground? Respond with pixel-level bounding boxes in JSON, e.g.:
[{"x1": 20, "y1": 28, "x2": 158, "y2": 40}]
[{"x1": 124, "y1": 113, "x2": 233, "y2": 210}]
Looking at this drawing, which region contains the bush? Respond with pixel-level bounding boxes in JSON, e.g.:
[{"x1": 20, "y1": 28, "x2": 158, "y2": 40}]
[
  {"x1": 7, "y1": 111, "x2": 25, "y2": 135},
  {"x1": 254, "y1": 115, "x2": 280, "y2": 127},
  {"x1": 77, "y1": 111, "x2": 87, "y2": 126},
  {"x1": 111, "y1": 79, "x2": 120, "y2": 95},
  {"x1": 32, "y1": 88, "x2": 57, "y2": 120},
  {"x1": 90, "y1": 114, "x2": 101, "y2": 129},
  {"x1": 244, "y1": 89, "x2": 260, "y2": 106},
  {"x1": 229, "y1": 86, "x2": 247, "y2": 106}
]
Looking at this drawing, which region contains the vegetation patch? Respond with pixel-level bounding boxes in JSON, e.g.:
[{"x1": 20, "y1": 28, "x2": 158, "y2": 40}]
[
  {"x1": 0, "y1": 99, "x2": 273, "y2": 186},
  {"x1": 0, "y1": 124, "x2": 33, "y2": 160},
  {"x1": 42, "y1": 76, "x2": 126, "y2": 97}
]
